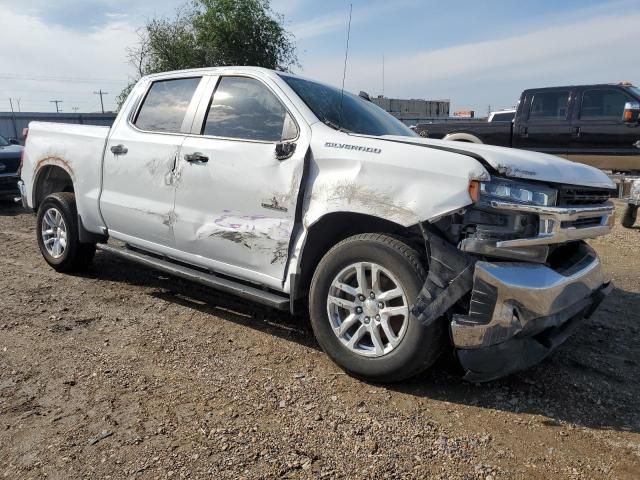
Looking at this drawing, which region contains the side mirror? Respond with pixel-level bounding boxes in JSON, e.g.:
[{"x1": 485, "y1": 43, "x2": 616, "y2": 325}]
[
  {"x1": 359, "y1": 91, "x2": 372, "y2": 102},
  {"x1": 8, "y1": 138, "x2": 20, "y2": 145},
  {"x1": 623, "y1": 101, "x2": 640, "y2": 123}
]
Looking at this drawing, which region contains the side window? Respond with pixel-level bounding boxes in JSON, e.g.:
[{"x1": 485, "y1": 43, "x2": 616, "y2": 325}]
[
  {"x1": 134, "y1": 77, "x2": 201, "y2": 133},
  {"x1": 202, "y1": 76, "x2": 294, "y2": 142},
  {"x1": 580, "y1": 89, "x2": 629, "y2": 120},
  {"x1": 492, "y1": 112, "x2": 515, "y2": 122},
  {"x1": 529, "y1": 91, "x2": 570, "y2": 120}
]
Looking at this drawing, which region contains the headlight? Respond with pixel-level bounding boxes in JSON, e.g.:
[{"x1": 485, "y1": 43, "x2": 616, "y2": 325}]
[
  {"x1": 471, "y1": 177, "x2": 557, "y2": 207},
  {"x1": 631, "y1": 179, "x2": 640, "y2": 198}
]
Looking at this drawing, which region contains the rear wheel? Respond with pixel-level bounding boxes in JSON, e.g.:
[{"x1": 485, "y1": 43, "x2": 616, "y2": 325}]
[
  {"x1": 36, "y1": 192, "x2": 96, "y2": 272},
  {"x1": 309, "y1": 233, "x2": 446, "y2": 382},
  {"x1": 621, "y1": 204, "x2": 638, "y2": 228}
]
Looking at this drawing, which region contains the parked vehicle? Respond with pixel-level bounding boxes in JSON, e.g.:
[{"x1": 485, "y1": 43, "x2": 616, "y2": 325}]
[
  {"x1": 19, "y1": 67, "x2": 616, "y2": 382},
  {"x1": 0, "y1": 134, "x2": 23, "y2": 199},
  {"x1": 622, "y1": 179, "x2": 640, "y2": 228},
  {"x1": 414, "y1": 83, "x2": 640, "y2": 172}
]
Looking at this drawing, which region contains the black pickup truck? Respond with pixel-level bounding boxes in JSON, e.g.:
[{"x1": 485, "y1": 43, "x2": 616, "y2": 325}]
[{"x1": 414, "y1": 83, "x2": 640, "y2": 172}]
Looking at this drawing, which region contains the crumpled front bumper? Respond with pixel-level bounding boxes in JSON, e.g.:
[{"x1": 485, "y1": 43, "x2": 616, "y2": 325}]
[{"x1": 450, "y1": 242, "x2": 612, "y2": 382}]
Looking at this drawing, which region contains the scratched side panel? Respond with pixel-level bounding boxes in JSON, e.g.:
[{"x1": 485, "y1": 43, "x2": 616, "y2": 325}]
[
  {"x1": 100, "y1": 125, "x2": 184, "y2": 247},
  {"x1": 303, "y1": 124, "x2": 489, "y2": 229}
]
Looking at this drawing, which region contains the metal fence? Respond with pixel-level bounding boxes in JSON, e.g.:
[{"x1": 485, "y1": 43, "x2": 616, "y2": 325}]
[{"x1": 0, "y1": 112, "x2": 117, "y2": 142}]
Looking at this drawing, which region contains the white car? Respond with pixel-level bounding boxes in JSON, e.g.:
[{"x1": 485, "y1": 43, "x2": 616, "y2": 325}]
[{"x1": 19, "y1": 67, "x2": 616, "y2": 382}]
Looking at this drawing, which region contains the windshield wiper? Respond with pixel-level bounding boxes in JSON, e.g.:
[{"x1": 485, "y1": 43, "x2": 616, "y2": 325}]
[{"x1": 322, "y1": 119, "x2": 352, "y2": 133}]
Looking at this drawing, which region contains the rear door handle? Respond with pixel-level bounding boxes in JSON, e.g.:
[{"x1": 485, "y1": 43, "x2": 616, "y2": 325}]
[
  {"x1": 110, "y1": 144, "x2": 128, "y2": 155},
  {"x1": 519, "y1": 126, "x2": 528, "y2": 138},
  {"x1": 571, "y1": 126, "x2": 581, "y2": 137},
  {"x1": 184, "y1": 152, "x2": 209, "y2": 163}
]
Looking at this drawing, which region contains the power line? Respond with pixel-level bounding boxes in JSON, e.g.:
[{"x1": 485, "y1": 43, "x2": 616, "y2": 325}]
[
  {"x1": 50, "y1": 100, "x2": 63, "y2": 113},
  {"x1": 93, "y1": 90, "x2": 109, "y2": 114},
  {"x1": 0, "y1": 74, "x2": 125, "y2": 84}
]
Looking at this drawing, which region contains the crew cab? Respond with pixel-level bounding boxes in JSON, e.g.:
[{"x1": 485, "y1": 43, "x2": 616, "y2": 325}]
[
  {"x1": 19, "y1": 67, "x2": 616, "y2": 382},
  {"x1": 415, "y1": 83, "x2": 640, "y2": 172}
]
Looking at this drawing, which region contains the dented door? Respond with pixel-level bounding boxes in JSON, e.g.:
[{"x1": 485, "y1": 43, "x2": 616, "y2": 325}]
[{"x1": 172, "y1": 75, "x2": 309, "y2": 287}]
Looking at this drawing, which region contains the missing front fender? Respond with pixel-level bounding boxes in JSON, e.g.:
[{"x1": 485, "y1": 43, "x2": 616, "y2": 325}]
[{"x1": 410, "y1": 227, "x2": 475, "y2": 328}]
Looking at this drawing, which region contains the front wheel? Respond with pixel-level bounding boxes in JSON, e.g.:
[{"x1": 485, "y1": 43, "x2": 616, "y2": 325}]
[
  {"x1": 621, "y1": 204, "x2": 638, "y2": 228},
  {"x1": 36, "y1": 192, "x2": 96, "y2": 272},
  {"x1": 309, "y1": 233, "x2": 446, "y2": 382}
]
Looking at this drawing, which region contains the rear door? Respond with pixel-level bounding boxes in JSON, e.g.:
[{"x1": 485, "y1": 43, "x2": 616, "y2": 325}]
[
  {"x1": 569, "y1": 87, "x2": 640, "y2": 171},
  {"x1": 101, "y1": 76, "x2": 206, "y2": 248},
  {"x1": 512, "y1": 89, "x2": 574, "y2": 157},
  {"x1": 171, "y1": 74, "x2": 310, "y2": 289}
]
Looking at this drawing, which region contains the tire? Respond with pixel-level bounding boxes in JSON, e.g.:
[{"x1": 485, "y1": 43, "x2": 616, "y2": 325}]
[
  {"x1": 621, "y1": 204, "x2": 638, "y2": 228},
  {"x1": 36, "y1": 192, "x2": 96, "y2": 272},
  {"x1": 309, "y1": 233, "x2": 446, "y2": 382}
]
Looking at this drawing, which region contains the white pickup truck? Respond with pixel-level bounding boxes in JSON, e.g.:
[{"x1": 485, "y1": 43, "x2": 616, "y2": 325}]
[{"x1": 19, "y1": 67, "x2": 616, "y2": 382}]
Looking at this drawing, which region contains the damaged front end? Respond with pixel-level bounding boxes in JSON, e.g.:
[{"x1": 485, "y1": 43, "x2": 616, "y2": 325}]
[{"x1": 412, "y1": 177, "x2": 616, "y2": 382}]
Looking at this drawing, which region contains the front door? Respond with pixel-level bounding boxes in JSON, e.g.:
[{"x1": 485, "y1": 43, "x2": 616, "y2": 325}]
[
  {"x1": 569, "y1": 87, "x2": 640, "y2": 171},
  {"x1": 100, "y1": 76, "x2": 204, "y2": 248},
  {"x1": 513, "y1": 89, "x2": 574, "y2": 158},
  {"x1": 172, "y1": 75, "x2": 309, "y2": 288}
]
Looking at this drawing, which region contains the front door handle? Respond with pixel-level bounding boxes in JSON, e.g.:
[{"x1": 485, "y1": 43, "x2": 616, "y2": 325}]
[
  {"x1": 184, "y1": 152, "x2": 209, "y2": 163},
  {"x1": 110, "y1": 144, "x2": 128, "y2": 155},
  {"x1": 519, "y1": 126, "x2": 528, "y2": 138},
  {"x1": 571, "y1": 126, "x2": 581, "y2": 137}
]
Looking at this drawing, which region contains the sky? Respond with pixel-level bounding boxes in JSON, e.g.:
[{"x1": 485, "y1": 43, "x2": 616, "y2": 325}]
[{"x1": 0, "y1": 0, "x2": 638, "y2": 114}]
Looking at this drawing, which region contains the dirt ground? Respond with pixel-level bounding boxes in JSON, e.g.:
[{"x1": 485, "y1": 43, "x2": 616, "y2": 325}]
[{"x1": 0, "y1": 198, "x2": 638, "y2": 480}]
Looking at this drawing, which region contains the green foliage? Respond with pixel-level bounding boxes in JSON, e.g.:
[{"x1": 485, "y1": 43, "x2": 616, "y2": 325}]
[{"x1": 118, "y1": 0, "x2": 297, "y2": 109}]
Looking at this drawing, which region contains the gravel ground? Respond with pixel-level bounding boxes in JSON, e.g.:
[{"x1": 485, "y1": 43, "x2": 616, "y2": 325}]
[{"x1": 0, "y1": 199, "x2": 639, "y2": 479}]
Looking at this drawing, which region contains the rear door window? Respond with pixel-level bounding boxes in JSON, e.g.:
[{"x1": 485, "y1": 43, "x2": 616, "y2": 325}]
[
  {"x1": 580, "y1": 88, "x2": 629, "y2": 120},
  {"x1": 528, "y1": 91, "x2": 570, "y2": 120},
  {"x1": 134, "y1": 77, "x2": 202, "y2": 133}
]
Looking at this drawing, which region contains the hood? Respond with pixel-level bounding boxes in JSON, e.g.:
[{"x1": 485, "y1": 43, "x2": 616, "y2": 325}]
[
  {"x1": 0, "y1": 144, "x2": 23, "y2": 159},
  {"x1": 377, "y1": 135, "x2": 615, "y2": 190}
]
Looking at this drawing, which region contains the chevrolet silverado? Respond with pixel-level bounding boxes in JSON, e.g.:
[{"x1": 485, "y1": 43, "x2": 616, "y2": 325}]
[{"x1": 19, "y1": 67, "x2": 616, "y2": 382}]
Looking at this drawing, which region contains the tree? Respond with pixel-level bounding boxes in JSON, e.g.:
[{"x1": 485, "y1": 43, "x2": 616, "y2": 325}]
[{"x1": 117, "y1": 0, "x2": 297, "y2": 108}]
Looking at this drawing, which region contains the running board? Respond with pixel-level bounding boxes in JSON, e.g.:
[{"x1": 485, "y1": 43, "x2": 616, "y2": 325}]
[{"x1": 96, "y1": 243, "x2": 289, "y2": 310}]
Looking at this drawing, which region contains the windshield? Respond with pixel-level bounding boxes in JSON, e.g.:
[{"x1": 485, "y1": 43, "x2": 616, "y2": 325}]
[
  {"x1": 280, "y1": 75, "x2": 416, "y2": 137},
  {"x1": 628, "y1": 86, "x2": 640, "y2": 99},
  {"x1": 0, "y1": 135, "x2": 9, "y2": 147}
]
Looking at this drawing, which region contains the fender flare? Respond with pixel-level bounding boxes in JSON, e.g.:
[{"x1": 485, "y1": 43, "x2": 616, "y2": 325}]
[{"x1": 443, "y1": 132, "x2": 483, "y2": 144}]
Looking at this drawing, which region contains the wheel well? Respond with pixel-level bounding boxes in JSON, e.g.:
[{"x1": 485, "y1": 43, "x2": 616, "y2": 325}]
[
  {"x1": 33, "y1": 166, "x2": 74, "y2": 209},
  {"x1": 296, "y1": 212, "x2": 423, "y2": 300}
]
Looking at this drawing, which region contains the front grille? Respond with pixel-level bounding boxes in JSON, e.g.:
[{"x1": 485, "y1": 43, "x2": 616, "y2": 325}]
[{"x1": 557, "y1": 186, "x2": 611, "y2": 206}]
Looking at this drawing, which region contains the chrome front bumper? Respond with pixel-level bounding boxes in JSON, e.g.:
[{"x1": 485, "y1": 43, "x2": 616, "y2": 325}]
[
  {"x1": 450, "y1": 242, "x2": 612, "y2": 381},
  {"x1": 490, "y1": 200, "x2": 615, "y2": 248}
]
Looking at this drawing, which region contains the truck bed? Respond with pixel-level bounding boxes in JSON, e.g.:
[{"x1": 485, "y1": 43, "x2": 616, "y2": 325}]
[
  {"x1": 20, "y1": 121, "x2": 110, "y2": 234},
  {"x1": 414, "y1": 121, "x2": 513, "y2": 146}
]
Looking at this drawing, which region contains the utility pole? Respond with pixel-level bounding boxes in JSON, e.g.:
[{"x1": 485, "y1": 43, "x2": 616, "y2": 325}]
[
  {"x1": 94, "y1": 89, "x2": 109, "y2": 114},
  {"x1": 8, "y1": 99, "x2": 18, "y2": 138},
  {"x1": 50, "y1": 100, "x2": 63, "y2": 113},
  {"x1": 382, "y1": 54, "x2": 385, "y2": 97}
]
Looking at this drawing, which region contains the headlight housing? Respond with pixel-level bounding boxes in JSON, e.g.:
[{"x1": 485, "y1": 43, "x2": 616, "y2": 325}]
[
  {"x1": 471, "y1": 177, "x2": 557, "y2": 207},
  {"x1": 631, "y1": 179, "x2": 640, "y2": 199}
]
